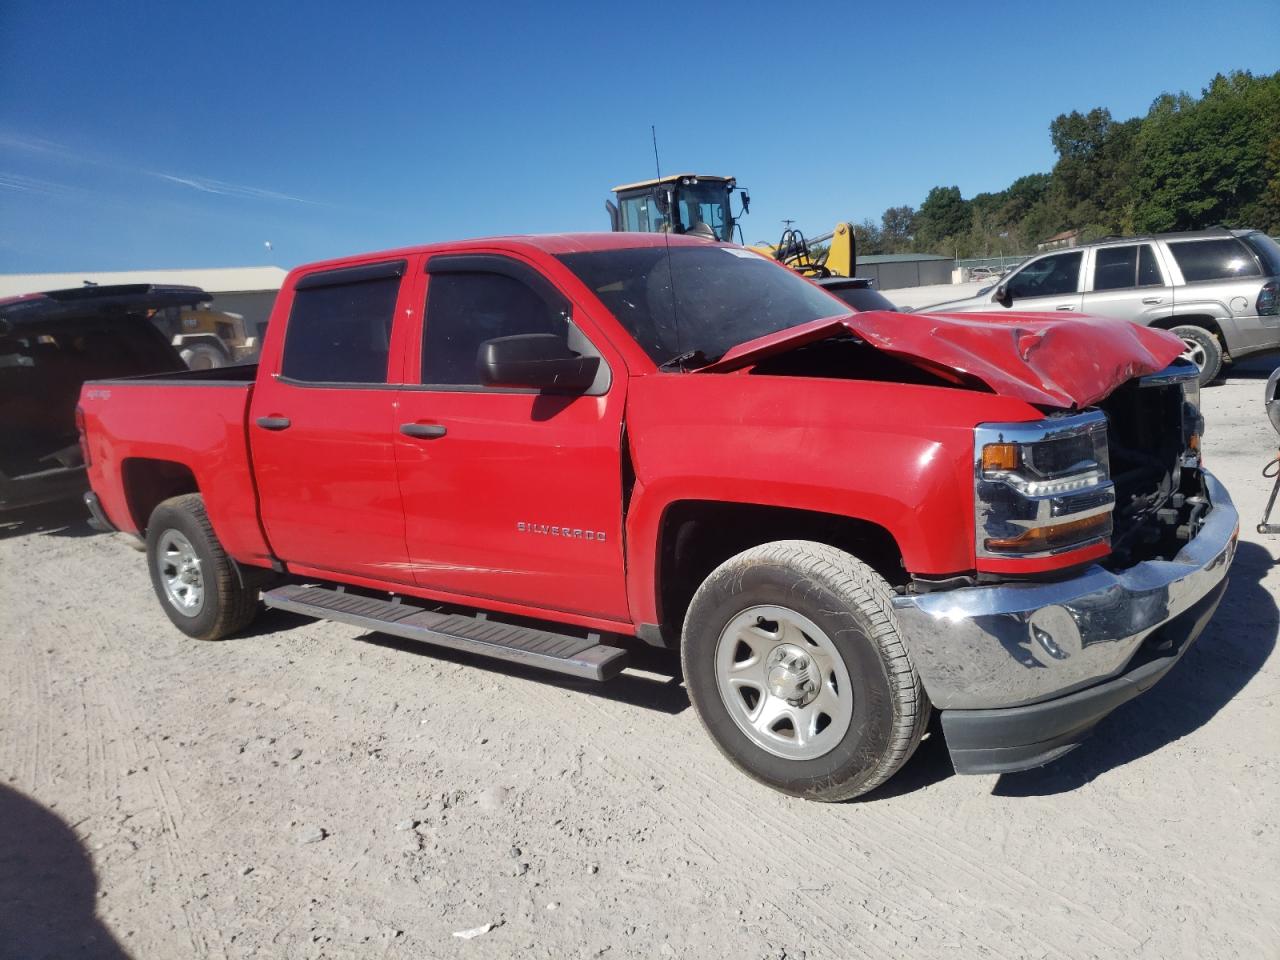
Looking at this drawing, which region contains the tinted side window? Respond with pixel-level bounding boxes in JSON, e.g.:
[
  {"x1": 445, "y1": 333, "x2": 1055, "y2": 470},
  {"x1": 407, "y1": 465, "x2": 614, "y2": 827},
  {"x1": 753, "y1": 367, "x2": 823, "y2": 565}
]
[
  {"x1": 1093, "y1": 246, "x2": 1138, "y2": 291},
  {"x1": 1240, "y1": 233, "x2": 1280, "y2": 276},
  {"x1": 1168, "y1": 239, "x2": 1262, "y2": 282},
  {"x1": 281, "y1": 274, "x2": 400, "y2": 383},
  {"x1": 1008, "y1": 252, "x2": 1082, "y2": 299},
  {"x1": 423, "y1": 273, "x2": 568, "y2": 386}
]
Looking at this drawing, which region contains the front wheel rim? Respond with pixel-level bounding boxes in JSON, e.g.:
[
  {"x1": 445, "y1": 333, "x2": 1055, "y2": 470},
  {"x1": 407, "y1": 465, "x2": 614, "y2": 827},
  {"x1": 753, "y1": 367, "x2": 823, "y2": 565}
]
[
  {"x1": 1180, "y1": 337, "x2": 1207, "y2": 370},
  {"x1": 714, "y1": 605, "x2": 854, "y2": 761},
  {"x1": 156, "y1": 529, "x2": 205, "y2": 617}
]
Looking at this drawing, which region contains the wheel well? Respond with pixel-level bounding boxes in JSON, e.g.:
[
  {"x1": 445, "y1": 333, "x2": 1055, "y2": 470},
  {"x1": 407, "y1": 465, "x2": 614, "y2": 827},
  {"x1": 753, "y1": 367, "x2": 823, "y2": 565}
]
[
  {"x1": 121, "y1": 458, "x2": 198, "y2": 532},
  {"x1": 654, "y1": 501, "x2": 904, "y2": 644},
  {"x1": 1150, "y1": 315, "x2": 1224, "y2": 340}
]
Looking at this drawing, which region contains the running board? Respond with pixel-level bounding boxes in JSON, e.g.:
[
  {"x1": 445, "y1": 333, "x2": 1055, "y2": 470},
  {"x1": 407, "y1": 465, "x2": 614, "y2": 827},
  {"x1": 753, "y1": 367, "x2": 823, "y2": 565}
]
[{"x1": 263, "y1": 584, "x2": 629, "y2": 681}]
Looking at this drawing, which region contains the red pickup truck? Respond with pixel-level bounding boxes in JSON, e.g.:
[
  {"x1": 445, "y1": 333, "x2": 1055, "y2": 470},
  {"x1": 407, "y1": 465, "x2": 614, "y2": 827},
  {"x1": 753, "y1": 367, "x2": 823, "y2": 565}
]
[{"x1": 78, "y1": 233, "x2": 1238, "y2": 800}]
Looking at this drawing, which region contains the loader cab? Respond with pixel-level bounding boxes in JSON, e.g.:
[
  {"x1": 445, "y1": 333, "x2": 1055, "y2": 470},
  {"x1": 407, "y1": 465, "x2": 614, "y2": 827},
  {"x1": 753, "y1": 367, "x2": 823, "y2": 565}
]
[{"x1": 607, "y1": 174, "x2": 748, "y2": 243}]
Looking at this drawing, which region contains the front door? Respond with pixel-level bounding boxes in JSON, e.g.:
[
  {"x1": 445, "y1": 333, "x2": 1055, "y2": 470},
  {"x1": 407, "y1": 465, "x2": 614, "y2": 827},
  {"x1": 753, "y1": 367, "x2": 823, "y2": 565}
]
[
  {"x1": 393, "y1": 253, "x2": 630, "y2": 622},
  {"x1": 249, "y1": 259, "x2": 417, "y2": 584},
  {"x1": 1004, "y1": 250, "x2": 1084, "y2": 313}
]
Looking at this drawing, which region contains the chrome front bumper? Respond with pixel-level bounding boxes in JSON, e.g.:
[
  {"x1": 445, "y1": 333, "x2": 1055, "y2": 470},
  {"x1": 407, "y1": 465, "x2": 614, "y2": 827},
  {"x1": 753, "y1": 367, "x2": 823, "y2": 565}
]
[{"x1": 892, "y1": 471, "x2": 1239, "y2": 710}]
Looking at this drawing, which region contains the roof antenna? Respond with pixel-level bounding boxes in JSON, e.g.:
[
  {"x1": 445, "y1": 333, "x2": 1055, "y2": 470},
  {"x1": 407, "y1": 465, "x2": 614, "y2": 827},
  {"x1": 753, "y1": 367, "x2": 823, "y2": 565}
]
[{"x1": 651, "y1": 125, "x2": 684, "y2": 362}]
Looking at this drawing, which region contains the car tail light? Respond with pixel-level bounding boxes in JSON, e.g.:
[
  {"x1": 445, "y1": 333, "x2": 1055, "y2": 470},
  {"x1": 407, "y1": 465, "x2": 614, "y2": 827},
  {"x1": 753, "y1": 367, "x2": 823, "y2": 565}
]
[
  {"x1": 1259, "y1": 281, "x2": 1279, "y2": 317},
  {"x1": 974, "y1": 412, "x2": 1114, "y2": 559},
  {"x1": 75, "y1": 404, "x2": 91, "y2": 467}
]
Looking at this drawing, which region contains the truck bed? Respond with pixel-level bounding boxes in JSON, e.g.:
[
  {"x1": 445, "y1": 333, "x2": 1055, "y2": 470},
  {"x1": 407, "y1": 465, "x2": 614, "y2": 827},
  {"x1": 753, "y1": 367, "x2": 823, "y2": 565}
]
[{"x1": 78, "y1": 366, "x2": 273, "y2": 565}]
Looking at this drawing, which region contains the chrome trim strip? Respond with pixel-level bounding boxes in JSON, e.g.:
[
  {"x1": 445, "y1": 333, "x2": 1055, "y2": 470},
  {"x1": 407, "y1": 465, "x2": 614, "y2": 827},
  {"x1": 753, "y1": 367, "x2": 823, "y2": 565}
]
[
  {"x1": 1138, "y1": 359, "x2": 1200, "y2": 388},
  {"x1": 893, "y1": 470, "x2": 1238, "y2": 710}
]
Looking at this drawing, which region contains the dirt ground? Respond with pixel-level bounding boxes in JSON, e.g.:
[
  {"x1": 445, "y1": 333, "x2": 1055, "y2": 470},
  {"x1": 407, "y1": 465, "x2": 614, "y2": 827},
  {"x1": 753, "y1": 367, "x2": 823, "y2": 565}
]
[{"x1": 2, "y1": 362, "x2": 1278, "y2": 960}]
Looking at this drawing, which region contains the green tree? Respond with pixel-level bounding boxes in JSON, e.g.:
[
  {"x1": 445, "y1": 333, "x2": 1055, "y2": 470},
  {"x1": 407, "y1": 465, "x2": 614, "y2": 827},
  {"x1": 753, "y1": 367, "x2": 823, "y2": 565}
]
[
  {"x1": 880, "y1": 205, "x2": 916, "y2": 251},
  {"x1": 852, "y1": 218, "x2": 885, "y2": 255},
  {"x1": 1134, "y1": 71, "x2": 1280, "y2": 232},
  {"x1": 915, "y1": 186, "x2": 971, "y2": 250}
]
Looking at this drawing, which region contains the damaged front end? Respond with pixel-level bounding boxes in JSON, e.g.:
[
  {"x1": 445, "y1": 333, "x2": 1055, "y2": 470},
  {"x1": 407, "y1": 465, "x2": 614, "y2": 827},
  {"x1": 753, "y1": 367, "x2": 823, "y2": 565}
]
[
  {"x1": 705, "y1": 309, "x2": 1236, "y2": 776},
  {"x1": 891, "y1": 360, "x2": 1237, "y2": 775}
]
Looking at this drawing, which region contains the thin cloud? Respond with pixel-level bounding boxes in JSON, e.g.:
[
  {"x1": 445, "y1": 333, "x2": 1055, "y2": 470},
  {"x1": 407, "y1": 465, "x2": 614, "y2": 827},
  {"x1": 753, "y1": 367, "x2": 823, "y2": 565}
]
[
  {"x1": 0, "y1": 130, "x2": 320, "y2": 206},
  {"x1": 152, "y1": 172, "x2": 316, "y2": 204},
  {"x1": 0, "y1": 171, "x2": 89, "y2": 198}
]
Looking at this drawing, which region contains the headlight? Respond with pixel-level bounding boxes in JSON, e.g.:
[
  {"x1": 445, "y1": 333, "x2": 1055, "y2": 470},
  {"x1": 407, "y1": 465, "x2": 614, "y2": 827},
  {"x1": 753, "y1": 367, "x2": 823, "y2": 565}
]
[{"x1": 974, "y1": 412, "x2": 1114, "y2": 559}]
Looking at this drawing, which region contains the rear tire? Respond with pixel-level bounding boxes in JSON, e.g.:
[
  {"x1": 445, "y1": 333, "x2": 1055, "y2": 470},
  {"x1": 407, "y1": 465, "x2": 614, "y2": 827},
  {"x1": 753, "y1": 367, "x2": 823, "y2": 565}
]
[
  {"x1": 1171, "y1": 325, "x2": 1223, "y2": 385},
  {"x1": 681, "y1": 540, "x2": 930, "y2": 801},
  {"x1": 145, "y1": 494, "x2": 263, "y2": 640}
]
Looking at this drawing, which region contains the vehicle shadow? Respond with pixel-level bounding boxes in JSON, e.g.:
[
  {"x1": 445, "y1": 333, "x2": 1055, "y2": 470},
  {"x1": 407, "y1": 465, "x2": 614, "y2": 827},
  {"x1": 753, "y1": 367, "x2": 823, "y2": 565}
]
[
  {"x1": 352, "y1": 630, "x2": 691, "y2": 716},
  {"x1": 992, "y1": 539, "x2": 1277, "y2": 797},
  {"x1": 0, "y1": 498, "x2": 99, "y2": 541},
  {"x1": 234, "y1": 605, "x2": 316, "y2": 639},
  {"x1": 859, "y1": 713, "x2": 956, "y2": 801},
  {"x1": 0, "y1": 783, "x2": 129, "y2": 959},
  {"x1": 1222, "y1": 354, "x2": 1280, "y2": 380}
]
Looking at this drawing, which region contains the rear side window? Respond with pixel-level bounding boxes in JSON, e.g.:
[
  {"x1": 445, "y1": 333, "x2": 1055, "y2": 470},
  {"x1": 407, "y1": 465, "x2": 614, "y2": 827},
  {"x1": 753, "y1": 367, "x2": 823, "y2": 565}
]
[
  {"x1": 1168, "y1": 239, "x2": 1262, "y2": 282},
  {"x1": 1240, "y1": 233, "x2": 1280, "y2": 276},
  {"x1": 422, "y1": 272, "x2": 568, "y2": 386},
  {"x1": 1093, "y1": 244, "x2": 1163, "y2": 290},
  {"x1": 281, "y1": 265, "x2": 403, "y2": 384}
]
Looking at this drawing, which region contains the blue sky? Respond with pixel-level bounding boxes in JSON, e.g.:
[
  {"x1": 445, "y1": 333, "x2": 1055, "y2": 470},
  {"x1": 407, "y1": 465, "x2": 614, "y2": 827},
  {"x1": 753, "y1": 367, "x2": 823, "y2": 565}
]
[{"x1": 1, "y1": 0, "x2": 1277, "y2": 272}]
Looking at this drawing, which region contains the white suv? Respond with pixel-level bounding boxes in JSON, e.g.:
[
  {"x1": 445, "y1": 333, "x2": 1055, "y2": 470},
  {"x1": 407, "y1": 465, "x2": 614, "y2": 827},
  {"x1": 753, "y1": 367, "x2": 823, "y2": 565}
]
[{"x1": 924, "y1": 228, "x2": 1280, "y2": 384}]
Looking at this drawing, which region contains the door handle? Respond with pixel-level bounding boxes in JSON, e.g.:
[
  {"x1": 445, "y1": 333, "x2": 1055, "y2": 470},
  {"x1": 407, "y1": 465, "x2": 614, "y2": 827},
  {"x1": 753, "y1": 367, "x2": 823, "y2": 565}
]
[
  {"x1": 1055, "y1": 305, "x2": 1075, "y2": 311},
  {"x1": 400, "y1": 423, "x2": 447, "y2": 439},
  {"x1": 256, "y1": 416, "x2": 291, "y2": 431},
  {"x1": 1142, "y1": 296, "x2": 1164, "y2": 304}
]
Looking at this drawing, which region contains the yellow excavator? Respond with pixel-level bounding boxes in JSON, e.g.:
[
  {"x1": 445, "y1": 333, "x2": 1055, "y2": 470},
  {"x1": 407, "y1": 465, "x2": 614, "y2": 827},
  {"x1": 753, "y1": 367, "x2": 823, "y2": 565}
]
[{"x1": 606, "y1": 174, "x2": 856, "y2": 277}]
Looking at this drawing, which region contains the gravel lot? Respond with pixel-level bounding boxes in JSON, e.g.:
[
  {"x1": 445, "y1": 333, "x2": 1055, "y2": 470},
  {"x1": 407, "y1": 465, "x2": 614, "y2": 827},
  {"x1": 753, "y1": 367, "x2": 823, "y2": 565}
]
[{"x1": 2, "y1": 360, "x2": 1278, "y2": 960}]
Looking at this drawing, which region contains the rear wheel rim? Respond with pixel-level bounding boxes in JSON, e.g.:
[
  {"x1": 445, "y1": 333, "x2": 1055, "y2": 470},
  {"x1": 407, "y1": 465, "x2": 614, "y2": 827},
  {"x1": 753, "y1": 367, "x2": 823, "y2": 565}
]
[
  {"x1": 714, "y1": 605, "x2": 854, "y2": 761},
  {"x1": 156, "y1": 529, "x2": 205, "y2": 617},
  {"x1": 1180, "y1": 336, "x2": 1207, "y2": 370}
]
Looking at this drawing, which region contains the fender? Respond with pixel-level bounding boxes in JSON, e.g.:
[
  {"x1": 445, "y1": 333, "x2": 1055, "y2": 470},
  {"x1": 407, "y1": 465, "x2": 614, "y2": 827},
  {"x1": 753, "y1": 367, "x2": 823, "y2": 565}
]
[
  {"x1": 621, "y1": 373, "x2": 1041, "y2": 627},
  {"x1": 80, "y1": 379, "x2": 273, "y2": 565}
]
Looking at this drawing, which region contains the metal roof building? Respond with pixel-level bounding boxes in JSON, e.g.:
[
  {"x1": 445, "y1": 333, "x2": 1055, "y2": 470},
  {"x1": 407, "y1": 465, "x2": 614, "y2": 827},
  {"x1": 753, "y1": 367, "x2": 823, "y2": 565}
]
[{"x1": 856, "y1": 253, "x2": 953, "y2": 290}]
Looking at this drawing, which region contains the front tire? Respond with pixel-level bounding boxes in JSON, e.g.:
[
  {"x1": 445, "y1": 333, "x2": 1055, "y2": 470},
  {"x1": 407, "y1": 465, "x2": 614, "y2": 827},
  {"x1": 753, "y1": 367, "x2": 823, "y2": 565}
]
[
  {"x1": 145, "y1": 494, "x2": 262, "y2": 640},
  {"x1": 1171, "y1": 325, "x2": 1223, "y2": 385},
  {"x1": 681, "y1": 541, "x2": 930, "y2": 801}
]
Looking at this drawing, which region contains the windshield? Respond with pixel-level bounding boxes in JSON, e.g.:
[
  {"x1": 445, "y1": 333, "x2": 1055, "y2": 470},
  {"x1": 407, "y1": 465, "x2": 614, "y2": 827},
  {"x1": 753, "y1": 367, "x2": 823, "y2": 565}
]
[
  {"x1": 616, "y1": 182, "x2": 734, "y2": 241},
  {"x1": 673, "y1": 182, "x2": 732, "y2": 241},
  {"x1": 558, "y1": 245, "x2": 848, "y2": 365}
]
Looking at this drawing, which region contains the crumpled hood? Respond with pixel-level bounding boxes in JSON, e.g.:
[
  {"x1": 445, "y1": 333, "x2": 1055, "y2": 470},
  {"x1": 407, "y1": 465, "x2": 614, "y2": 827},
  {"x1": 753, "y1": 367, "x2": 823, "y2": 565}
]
[{"x1": 700, "y1": 309, "x2": 1186, "y2": 409}]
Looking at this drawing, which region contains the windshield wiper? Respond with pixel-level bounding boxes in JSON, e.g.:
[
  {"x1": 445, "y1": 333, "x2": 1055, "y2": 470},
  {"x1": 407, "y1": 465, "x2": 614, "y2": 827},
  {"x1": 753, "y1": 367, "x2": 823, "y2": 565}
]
[{"x1": 658, "y1": 349, "x2": 719, "y2": 372}]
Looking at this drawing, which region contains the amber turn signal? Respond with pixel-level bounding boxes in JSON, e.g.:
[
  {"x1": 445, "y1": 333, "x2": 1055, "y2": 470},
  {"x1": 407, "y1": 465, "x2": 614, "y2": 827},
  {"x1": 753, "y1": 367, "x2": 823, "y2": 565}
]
[
  {"x1": 984, "y1": 512, "x2": 1111, "y2": 553},
  {"x1": 981, "y1": 443, "x2": 1019, "y2": 472}
]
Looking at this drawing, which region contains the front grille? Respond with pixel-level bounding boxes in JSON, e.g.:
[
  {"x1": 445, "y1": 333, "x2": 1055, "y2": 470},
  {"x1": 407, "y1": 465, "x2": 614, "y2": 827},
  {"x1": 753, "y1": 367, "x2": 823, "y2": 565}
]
[{"x1": 1097, "y1": 376, "x2": 1188, "y2": 563}]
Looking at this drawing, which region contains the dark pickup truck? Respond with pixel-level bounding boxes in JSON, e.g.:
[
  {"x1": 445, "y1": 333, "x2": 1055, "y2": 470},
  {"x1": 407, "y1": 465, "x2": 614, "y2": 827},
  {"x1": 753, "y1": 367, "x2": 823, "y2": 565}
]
[
  {"x1": 78, "y1": 234, "x2": 1238, "y2": 800},
  {"x1": 1, "y1": 284, "x2": 199, "y2": 512}
]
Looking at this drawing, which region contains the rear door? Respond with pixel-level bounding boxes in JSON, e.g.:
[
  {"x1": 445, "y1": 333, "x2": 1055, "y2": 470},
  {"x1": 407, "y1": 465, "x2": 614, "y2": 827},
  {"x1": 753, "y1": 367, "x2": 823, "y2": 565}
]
[
  {"x1": 249, "y1": 259, "x2": 418, "y2": 583},
  {"x1": 392, "y1": 252, "x2": 630, "y2": 622},
  {"x1": 1079, "y1": 243, "x2": 1172, "y2": 325},
  {"x1": 1003, "y1": 250, "x2": 1084, "y2": 313}
]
